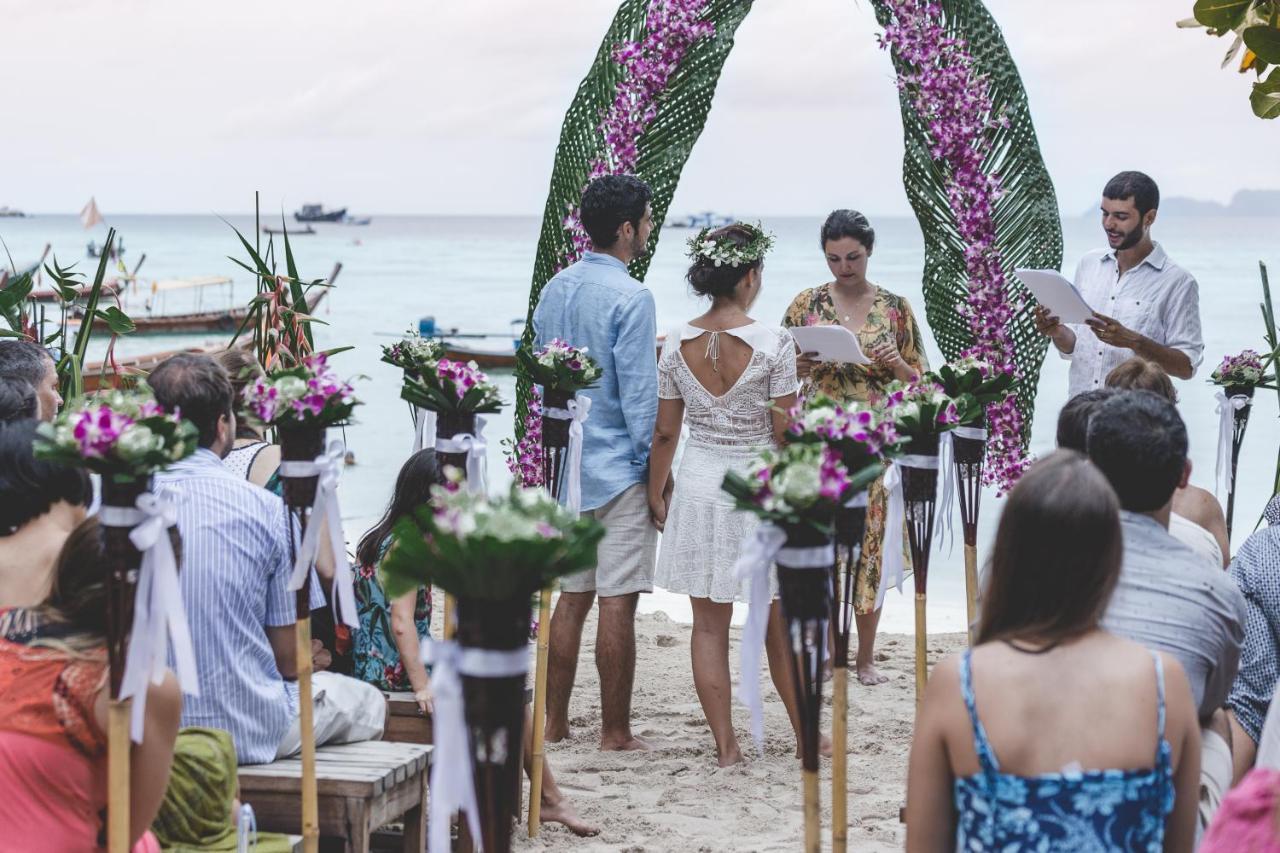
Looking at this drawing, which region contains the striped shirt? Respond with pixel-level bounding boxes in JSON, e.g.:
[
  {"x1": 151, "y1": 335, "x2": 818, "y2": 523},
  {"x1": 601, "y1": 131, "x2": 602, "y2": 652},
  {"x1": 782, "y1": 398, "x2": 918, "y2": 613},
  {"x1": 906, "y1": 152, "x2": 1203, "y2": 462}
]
[{"x1": 157, "y1": 448, "x2": 322, "y2": 764}]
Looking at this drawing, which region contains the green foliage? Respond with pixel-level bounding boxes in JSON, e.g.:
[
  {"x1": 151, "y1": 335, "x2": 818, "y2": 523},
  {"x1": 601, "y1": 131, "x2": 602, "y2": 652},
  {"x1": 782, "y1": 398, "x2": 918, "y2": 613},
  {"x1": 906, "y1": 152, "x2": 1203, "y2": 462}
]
[
  {"x1": 1184, "y1": 0, "x2": 1280, "y2": 118},
  {"x1": 516, "y1": 343, "x2": 602, "y2": 393},
  {"x1": 515, "y1": 0, "x2": 756, "y2": 434},
  {"x1": 59, "y1": 229, "x2": 130, "y2": 401},
  {"x1": 869, "y1": 0, "x2": 1063, "y2": 443}
]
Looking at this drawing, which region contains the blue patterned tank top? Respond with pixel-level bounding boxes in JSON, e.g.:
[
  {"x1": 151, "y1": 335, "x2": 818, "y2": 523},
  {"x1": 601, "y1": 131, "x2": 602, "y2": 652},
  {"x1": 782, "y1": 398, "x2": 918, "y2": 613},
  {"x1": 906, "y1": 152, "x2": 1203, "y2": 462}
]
[{"x1": 953, "y1": 648, "x2": 1175, "y2": 851}]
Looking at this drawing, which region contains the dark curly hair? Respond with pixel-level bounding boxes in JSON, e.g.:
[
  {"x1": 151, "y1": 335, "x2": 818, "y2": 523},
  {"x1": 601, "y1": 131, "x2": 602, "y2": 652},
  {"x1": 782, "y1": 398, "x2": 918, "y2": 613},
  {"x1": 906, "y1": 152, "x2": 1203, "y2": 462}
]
[
  {"x1": 1103, "y1": 171, "x2": 1160, "y2": 217},
  {"x1": 579, "y1": 175, "x2": 651, "y2": 249},
  {"x1": 686, "y1": 224, "x2": 765, "y2": 299},
  {"x1": 1086, "y1": 390, "x2": 1187, "y2": 512},
  {"x1": 820, "y1": 209, "x2": 876, "y2": 252}
]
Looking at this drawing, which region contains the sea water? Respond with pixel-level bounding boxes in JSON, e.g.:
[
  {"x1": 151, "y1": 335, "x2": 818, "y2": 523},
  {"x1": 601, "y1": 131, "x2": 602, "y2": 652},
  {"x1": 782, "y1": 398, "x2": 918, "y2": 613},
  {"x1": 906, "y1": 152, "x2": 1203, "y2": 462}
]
[{"x1": 3, "y1": 212, "x2": 1277, "y2": 631}]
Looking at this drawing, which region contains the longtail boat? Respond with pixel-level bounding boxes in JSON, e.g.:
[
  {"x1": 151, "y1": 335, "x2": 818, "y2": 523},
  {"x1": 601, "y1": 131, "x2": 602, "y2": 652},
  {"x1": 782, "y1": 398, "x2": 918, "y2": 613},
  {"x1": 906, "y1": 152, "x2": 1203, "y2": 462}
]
[{"x1": 77, "y1": 282, "x2": 326, "y2": 335}]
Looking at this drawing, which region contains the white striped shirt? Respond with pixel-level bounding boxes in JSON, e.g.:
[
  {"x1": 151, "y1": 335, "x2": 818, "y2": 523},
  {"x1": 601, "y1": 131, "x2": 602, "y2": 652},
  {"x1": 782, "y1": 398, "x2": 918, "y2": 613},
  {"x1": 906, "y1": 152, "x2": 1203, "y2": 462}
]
[{"x1": 157, "y1": 448, "x2": 322, "y2": 764}]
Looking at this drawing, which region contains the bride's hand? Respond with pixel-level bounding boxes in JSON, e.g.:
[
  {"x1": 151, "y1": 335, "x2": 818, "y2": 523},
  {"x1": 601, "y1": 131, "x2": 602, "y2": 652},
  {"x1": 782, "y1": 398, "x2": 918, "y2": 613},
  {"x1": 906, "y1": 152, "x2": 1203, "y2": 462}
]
[{"x1": 648, "y1": 490, "x2": 668, "y2": 532}]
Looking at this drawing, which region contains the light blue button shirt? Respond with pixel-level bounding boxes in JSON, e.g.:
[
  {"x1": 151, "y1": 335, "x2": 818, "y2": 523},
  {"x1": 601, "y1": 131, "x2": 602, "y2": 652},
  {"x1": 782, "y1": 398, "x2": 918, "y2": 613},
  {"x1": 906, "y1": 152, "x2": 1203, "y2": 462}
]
[
  {"x1": 157, "y1": 448, "x2": 321, "y2": 764},
  {"x1": 533, "y1": 252, "x2": 658, "y2": 511}
]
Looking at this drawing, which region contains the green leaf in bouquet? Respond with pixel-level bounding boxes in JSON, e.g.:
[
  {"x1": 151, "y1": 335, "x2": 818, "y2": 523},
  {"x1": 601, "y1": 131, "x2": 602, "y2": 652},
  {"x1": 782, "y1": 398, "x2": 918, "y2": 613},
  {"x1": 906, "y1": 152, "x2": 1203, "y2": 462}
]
[{"x1": 95, "y1": 306, "x2": 136, "y2": 335}]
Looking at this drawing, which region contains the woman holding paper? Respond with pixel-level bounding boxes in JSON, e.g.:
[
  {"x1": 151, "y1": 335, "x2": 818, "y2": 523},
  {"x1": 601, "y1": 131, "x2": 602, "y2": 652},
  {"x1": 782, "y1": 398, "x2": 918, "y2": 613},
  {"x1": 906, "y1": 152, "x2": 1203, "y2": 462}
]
[{"x1": 782, "y1": 209, "x2": 928, "y2": 686}]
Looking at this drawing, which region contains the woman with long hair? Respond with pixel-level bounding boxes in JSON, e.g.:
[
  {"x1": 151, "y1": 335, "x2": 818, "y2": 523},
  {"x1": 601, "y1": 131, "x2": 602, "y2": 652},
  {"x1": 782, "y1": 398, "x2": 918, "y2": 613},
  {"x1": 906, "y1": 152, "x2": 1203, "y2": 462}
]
[
  {"x1": 905, "y1": 451, "x2": 1199, "y2": 851},
  {"x1": 782, "y1": 210, "x2": 927, "y2": 685},
  {"x1": 0, "y1": 420, "x2": 181, "y2": 850},
  {"x1": 352, "y1": 449, "x2": 599, "y2": 836},
  {"x1": 649, "y1": 222, "x2": 814, "y2": 766}
]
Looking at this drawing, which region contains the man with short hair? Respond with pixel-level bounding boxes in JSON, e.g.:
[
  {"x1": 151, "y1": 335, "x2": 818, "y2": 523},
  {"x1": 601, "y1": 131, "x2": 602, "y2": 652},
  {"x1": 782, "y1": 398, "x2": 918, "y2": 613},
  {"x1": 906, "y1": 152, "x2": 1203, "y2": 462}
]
[
  {"x1": 149, "y1": 353, "x2": 383, "y2": 764},
  {"x1": 0, "y1": 339, "x2": 61, "y2": 421},
  {"x1": 534, "y1": 175, "x2": 659, "y2": 751},
  {"x1": 1036, "y1": 171, "x2": 1204, "y2": 398},
  {"x1": 1054, "y1": 387, "x2": 1118, "y2": 451},
  {"x1": 1087, "y1": 390, "x2": 1245, "y2": 833}
]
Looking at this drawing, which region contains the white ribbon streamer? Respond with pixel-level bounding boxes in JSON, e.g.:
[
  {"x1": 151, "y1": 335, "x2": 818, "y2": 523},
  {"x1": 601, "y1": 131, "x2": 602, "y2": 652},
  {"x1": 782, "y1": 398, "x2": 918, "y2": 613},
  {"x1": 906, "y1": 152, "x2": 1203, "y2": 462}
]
[
  {"x1": 435, "y1": 416, "x2": 489, "y2": 495},
  {"x1": 278, "y1": 441, "x2": 359, "y2": 631},
  {"x1": 101, "y1": 493, "x2": 200, "y2": 743},
  {"x1": 733, "y1": 523, "x2": 786, "y2": 755},
  {"x1": 545, "y1": 397, "x2": 592, "y2": 513},
  {"x1": 423, "y1": 639, "x2": 529, "y2": 853},
  {"x1": 934, "y1": 432, "x2": 958, "y2": 549},
  {"x1": 412, "y1": 406, "x2": 437, "y2": 456},
  {"x1": 953, "y1": 426, "x2": 988, "y2": 441},
  {"x1": 1214, "y1": 391, "x2": 1250, "y2": 501},
  {"x1": 877, "y1": 464, "x2": 907, "y2": 610},
  {"x1": 236, "y1": 803, "x2": 257, "y2": 853}
]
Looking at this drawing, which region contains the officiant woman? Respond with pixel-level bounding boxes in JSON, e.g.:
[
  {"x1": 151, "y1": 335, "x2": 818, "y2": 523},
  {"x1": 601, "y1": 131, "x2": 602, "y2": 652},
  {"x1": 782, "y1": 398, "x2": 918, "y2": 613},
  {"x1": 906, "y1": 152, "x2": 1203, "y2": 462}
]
[{"x1": 782, "y1": 209, "x2": 927, "y2": 686}]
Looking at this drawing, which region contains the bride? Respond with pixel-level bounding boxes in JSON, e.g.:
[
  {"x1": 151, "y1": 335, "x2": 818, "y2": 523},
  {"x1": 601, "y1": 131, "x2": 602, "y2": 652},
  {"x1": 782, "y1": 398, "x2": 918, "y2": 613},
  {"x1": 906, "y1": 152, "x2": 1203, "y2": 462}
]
[{"x1": 647, "y1": 222, "x2": 810, "y2": 766}]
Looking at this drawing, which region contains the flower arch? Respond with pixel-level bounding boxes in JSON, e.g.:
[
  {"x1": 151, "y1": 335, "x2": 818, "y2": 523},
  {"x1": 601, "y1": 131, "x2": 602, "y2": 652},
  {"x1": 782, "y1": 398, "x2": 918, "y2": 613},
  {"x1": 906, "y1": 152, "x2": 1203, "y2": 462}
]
[{"x1": 517, "y1": 0, "x2": 1062, "y2": 492}]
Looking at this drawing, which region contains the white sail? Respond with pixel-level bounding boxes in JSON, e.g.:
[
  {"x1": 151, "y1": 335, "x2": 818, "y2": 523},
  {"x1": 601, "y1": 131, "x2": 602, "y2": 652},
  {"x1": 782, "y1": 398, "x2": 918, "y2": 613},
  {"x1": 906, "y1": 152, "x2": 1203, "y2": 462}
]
[{"x1": 80, "y1": 197, "x2": 104, "y2": 229}]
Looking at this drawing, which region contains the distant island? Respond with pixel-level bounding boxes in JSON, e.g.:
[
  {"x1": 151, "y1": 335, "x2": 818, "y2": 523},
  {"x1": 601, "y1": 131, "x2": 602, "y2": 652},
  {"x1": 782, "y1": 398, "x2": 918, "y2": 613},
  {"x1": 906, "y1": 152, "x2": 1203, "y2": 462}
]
[{"x1": 1081, "y1": 189, "x2": 1279, "y2": 218}]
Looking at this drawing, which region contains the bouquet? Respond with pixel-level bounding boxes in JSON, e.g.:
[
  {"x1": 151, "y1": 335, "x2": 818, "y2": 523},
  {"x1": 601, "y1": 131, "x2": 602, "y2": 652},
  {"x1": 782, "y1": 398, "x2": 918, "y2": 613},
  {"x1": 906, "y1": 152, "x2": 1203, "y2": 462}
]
[
  {"x1": 928, "y1": 353, "x2": 1015, "y2": 425},
  {"x1": 1210, "y1": 349, "x2": 1275, "y2": 393},
  {"x1": 787, "y1": 393, "x2": 901, "y2": 479},
  {"x1": 401, "y1": 358, "x2": 503, "y2": 416},
  {"x1": 242, "y1": 353, "x2": 358, "y2": 429},
  {"x1": 380, "y1": 482, "x2": 604, "y2": 600},
  {"x1": 721, "y1": 442, "x2": 854, "y2": 533},
  {"x1": 381, "y1": 332, "x2": 446, "y2": 378},
  {"x1": 881, "y1": 378, "x2": 962, "y2": 440},
  {"x1": 36, "y1": 386, "x2": 199, "y2": 482},
  {"x1": 516, "y1": 339, "x2": 602, "y2": 392}
]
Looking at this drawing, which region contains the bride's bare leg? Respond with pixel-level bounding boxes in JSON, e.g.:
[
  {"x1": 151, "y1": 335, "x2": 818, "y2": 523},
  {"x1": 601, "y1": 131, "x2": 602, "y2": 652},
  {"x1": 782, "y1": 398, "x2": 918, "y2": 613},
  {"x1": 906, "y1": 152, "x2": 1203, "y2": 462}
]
[
  {"x1": 765, "y1": 600, "x2": 831, "y2": 759},
  {"x1": 690, "y1": 596, "x2": 742, "y2": 766}
]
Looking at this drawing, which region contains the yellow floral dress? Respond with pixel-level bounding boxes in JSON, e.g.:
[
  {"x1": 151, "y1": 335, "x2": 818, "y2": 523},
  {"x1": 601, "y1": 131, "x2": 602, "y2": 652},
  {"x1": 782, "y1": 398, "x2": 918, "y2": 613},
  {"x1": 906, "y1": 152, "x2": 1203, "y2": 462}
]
[{"x1": 782, "y1": 283, "x2": 929, "y2": 614}]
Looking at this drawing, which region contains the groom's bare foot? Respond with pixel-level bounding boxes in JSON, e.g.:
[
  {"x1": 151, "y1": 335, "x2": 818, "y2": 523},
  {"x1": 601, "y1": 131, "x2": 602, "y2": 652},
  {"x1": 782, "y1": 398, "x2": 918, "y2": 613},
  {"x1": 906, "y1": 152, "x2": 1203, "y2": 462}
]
[
  {"x1": 540, "y1": 797, "x2": 600, "y2": 837},
  {"x1": 856, "y1": 661, "x2": 889, "y2": 685},
  {"x1": 600, "y1": 733, "x2": 653, "y2": 751},
  {"x1": 545, "y1": 720, "x2": 571, "y2": 743},
  {"x1": 717, "y1": 745, "x2": 744, "y2": 767}
]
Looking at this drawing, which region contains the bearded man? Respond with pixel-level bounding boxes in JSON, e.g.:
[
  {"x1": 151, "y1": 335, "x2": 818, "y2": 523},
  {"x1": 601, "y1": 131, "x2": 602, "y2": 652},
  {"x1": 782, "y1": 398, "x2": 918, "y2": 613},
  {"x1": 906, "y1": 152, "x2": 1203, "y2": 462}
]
[{"x1": 1035, "y1": 171, "x2": 1204, "y2": 398}]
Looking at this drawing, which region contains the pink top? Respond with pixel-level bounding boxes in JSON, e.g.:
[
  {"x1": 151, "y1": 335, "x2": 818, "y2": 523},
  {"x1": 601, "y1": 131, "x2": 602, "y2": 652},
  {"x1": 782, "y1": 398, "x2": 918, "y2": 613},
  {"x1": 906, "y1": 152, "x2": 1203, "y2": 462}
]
[
  {"x1": 0, "y1": 609, "x2": 159, "y2": 852},
  {"x1": 1200, "y1": 768, "x2": 1280, "y2": 852}
]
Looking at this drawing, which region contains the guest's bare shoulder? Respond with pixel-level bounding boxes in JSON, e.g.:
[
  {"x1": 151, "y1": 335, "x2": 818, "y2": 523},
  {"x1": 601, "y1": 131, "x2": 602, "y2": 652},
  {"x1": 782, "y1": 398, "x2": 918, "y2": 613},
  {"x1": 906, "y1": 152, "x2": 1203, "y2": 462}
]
[{"x1": 1174, "y1": 484, "x2": 1226, "y2": 530}]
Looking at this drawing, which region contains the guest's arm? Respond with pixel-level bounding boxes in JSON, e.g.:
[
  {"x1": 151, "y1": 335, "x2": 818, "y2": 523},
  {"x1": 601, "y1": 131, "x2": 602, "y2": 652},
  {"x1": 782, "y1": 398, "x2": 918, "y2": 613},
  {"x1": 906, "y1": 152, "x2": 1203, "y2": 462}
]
[
  {"x1": 1201, "y1": 581, "x2": 1248, "y2": 718},
  {"x1": 648, "y1": 397, "x2": 683, "y2": 532},
  {"x1": 390, "y1": 589, "x2": 432, "y2": 714},
  {"x1": 268, "y1": 625, "x2": 298, "y2": 680},
  {"x1": 265, "y1": 500, "x2": 302, "y2": 680},
  {"x1": 614, "y1": 290, "x2": 659, "y2": 467},
  {"x1": 1162, "y1": 656, "x2": 1201, "y2": 853},
  {"x1": 770, "y1": 393, "x2": 797, "y2": 446},
  {"x1": 905, "y1": 656, "x2": 960, "y2": 853},
  {"x1": 96, "y1": 670, "x2": 182, "y2": 848}
]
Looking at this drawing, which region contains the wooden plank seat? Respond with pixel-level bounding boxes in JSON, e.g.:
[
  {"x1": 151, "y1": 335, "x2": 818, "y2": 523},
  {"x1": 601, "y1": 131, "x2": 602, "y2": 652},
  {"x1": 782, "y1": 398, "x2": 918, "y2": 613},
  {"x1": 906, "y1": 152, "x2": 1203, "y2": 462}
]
[
  {"x1": 238, "y1": 740, "x2": 431, "y2": 853},
  {"x1": 381, "y1": 686, "x2": 534, "y2": 746}
]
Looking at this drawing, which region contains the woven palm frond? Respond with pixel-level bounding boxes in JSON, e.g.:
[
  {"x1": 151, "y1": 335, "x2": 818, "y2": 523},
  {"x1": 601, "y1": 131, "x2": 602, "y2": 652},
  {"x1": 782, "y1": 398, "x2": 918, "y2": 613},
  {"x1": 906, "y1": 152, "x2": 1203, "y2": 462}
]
[
  {"x1": 515, "y1": 0, "x2": 755, "y2": 429},
  {"x1": 871, "y1": 0, "x2": 1063, "y2": 440}
]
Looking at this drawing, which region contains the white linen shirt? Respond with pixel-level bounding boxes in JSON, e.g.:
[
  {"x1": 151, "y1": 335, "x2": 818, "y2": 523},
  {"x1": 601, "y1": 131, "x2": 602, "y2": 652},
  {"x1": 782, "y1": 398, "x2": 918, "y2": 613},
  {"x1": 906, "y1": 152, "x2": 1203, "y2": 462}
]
[{"x1": 1063, "y1": 242, "x2": 1204, "y2": 398}]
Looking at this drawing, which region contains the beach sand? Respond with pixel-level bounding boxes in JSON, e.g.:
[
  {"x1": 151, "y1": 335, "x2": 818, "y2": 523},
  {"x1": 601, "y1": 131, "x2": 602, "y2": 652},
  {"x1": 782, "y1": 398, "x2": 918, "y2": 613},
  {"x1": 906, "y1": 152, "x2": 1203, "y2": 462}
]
[{"x1": 511, "y1": 609, "x2": 966, "y2": 852}]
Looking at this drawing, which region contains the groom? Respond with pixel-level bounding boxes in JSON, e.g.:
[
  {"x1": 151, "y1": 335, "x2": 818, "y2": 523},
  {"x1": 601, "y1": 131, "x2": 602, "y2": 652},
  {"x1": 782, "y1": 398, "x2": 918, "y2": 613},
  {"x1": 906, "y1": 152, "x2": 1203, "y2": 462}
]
[{"x1": 533, "y1": 174, "x2": 663, "y2": 751}]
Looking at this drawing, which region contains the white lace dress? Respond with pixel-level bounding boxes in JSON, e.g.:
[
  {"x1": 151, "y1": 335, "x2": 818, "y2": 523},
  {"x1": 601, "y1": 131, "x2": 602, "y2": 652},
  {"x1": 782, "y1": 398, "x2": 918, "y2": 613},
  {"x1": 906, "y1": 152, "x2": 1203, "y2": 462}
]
[{"x1": 654, "y1": 322, "x2": 799, "y2": 603}]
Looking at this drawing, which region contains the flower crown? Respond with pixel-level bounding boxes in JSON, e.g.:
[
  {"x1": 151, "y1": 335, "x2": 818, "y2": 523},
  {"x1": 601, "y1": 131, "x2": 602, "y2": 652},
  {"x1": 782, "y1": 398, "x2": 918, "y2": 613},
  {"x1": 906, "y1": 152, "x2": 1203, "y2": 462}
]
[{"x1": 686, "y1": 222, "x2": 775, "y2": 268}]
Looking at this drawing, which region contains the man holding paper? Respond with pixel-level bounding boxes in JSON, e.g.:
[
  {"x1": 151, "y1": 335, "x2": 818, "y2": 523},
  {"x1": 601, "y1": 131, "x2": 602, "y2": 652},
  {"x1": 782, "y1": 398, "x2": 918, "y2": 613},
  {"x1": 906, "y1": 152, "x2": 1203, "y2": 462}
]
[{"x1": 1034, "y1": 171, "x2": 1203, "y2": 398}]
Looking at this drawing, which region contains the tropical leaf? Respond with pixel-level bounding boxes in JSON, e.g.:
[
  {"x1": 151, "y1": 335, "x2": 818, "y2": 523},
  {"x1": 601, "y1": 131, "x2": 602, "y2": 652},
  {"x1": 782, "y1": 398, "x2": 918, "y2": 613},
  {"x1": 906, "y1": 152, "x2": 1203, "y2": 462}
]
[
  {"x1": 1194, "y1": 0, "x2": 1254, "y2": 29},
  {"x1": 1252, "y1": 66, "x2": 1280, "y2": 117},
  {"x1": 60, "y1": 228, "x2": 118, "y2": 402},
  {"x1": 870, "y1": 0, "x2": 1063, "y2": 442},
  {"x1": 515, "y1": 0, "x2": 756, "y2": 432}
]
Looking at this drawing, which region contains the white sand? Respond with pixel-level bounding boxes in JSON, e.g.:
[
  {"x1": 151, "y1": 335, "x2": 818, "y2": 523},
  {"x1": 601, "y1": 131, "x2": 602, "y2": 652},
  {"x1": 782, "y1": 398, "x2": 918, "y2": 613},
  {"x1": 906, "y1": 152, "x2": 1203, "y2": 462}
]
[{"x1": 512, "y1": 609, "x2": 966, "y2": 852}]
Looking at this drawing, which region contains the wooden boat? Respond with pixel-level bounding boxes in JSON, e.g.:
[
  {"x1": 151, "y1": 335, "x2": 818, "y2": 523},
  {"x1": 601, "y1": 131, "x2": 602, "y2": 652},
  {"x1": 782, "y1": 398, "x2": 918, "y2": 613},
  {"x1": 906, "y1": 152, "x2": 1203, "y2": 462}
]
[
  {"x1": 440, "y1": 332, "x2": 666, "y2": 370},
  {"x1": 79, "y1": 283, "x2": 326, "y2": 335},
  {"x1": 30, "y1": 281, "x2": 122, "y2": 303},
  {"x1": 264, "y1": 224, "x2": 315, "y2": 236},
  {"x1": 82, "y1": 342, "x2": 235, "y2": 392}
]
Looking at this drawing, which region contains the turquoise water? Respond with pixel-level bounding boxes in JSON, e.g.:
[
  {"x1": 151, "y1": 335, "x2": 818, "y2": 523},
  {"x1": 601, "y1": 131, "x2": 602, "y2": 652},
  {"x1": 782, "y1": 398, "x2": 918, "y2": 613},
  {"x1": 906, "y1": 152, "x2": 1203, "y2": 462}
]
[{"x1": 3, "y1": 212, "x2": 1277, "y2": 631}]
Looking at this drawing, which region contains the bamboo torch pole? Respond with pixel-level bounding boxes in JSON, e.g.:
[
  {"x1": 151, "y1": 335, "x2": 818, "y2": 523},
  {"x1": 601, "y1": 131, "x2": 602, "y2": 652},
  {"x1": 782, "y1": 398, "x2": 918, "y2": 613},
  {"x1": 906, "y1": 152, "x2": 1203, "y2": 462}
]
[
  {"x1": 107, "y1": 703, "x2": 131, "y2": 852},
  {"x1": 293, "y1": 509, "x2": 320, "y2": 853},
  {"x1": 914, "y1": 593, "x2": 928, "y2": 710},
  {"x1": 528, "y1": 589, "x2": 552, "y2": 835}
]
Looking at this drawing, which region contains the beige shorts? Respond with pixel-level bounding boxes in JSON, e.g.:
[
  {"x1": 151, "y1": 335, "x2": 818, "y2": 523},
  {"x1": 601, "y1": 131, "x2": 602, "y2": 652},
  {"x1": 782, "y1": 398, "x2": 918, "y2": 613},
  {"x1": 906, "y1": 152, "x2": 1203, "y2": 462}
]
[{"x1": 560, "y1": 483, "x2": 657, "y2": 597}]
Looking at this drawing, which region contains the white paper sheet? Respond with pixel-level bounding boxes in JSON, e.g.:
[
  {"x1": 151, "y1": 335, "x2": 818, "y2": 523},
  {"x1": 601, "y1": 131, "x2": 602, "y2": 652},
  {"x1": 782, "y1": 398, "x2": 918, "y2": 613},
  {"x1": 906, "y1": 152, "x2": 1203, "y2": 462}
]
[
  {"x1": 788, "y1": 325, "x2": 870, "y2": 365},
  {"x1": 1014, "y1": 269, "x2": 1096, "y2": 324}
]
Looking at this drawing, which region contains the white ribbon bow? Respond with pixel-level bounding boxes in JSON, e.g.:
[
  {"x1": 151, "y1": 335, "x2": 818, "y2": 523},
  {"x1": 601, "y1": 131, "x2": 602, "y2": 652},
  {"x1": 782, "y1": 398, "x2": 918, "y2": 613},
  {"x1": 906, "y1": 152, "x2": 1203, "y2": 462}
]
[
  {"x1": 934, "y1": 432, "x2": 958, "y2": 550},
  {"x1": 423, "y1": 638, "x2": 529, "y2": 853},
  {"x1": 733, "y1": 523, "x2": 786, "y2": 755},
  {"x1": 435, "y1": 416, "x2": 489, "y2": 495},
  {"x1": 236, "y1": 803, "x2": 257, "y2": 853},
  {"x1": 545, "y1": 396, "x2": 592, "y2": 513},
  {"x1": 876, "y1": 463, "x2": 907, "y2": 610},
  {"x1": 280, "y1": 441, "x2": 359, "y2": 631},
  {"x1": 412, "y1": 406, "x2": 437, "y2": 456},
  {"x1": 102, "y1": 492, "x2": 200, "y2": 743},
  {"x1": 1215, "y1": 391, "x2": 1250, "y2": 501}
]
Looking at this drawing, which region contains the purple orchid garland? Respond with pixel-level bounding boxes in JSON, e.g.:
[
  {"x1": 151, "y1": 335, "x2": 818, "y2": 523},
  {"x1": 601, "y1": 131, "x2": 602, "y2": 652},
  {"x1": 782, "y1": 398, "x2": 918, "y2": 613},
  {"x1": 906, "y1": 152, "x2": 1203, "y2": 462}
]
[
  {"x1": 561, "y1": 0, "x2": 716, "y2": 264},
  {"x1": 879, "y1": 0, "x2": 1029, "y2": 492},
  {"x1": 508, "y1": 386, "x2": 545, "y2": 488}
]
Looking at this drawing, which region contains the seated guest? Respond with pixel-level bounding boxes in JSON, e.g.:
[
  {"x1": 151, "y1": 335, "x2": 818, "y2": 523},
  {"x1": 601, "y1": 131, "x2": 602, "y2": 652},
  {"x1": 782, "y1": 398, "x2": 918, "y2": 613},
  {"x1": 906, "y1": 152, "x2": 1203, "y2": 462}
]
[
  {"x1": 0, "y1": 516, "x2": 180, "y2": 851},
  {"x1": 352, "y1": 449, "x2": 599, "y2": 836},
  {"x1": 1224, "y1": 495, "x2": 1280, "y2": 780},
  {"x1": 0, "y1": 339, "x2": 62, "y2": 420},
  {"x1": 1106, "y1": 355, "x2": 1229, "y2": 566},
  {"x1": 0, "y1": 378, "x2": 37, "y2": 423},
  {"x1": 215, "y1": 348, "x2": 283, "y2": 492},
  {"x1": 148, "y1": 353, "x2": 384, "y2": 765},
  {"x1": 906, "y1": 451, "x2": 1199, "y2": 850},
  {"x1": 1087, "y1": 389, "x2": 1246, "y2": 833}
]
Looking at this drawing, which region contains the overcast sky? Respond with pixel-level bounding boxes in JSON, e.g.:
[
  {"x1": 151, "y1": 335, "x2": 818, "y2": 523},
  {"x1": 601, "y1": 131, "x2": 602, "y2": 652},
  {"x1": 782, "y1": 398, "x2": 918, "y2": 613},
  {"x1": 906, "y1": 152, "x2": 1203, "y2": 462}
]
[{"x1": 3, "y1": 0, "x2": 1272, "y2": 216}]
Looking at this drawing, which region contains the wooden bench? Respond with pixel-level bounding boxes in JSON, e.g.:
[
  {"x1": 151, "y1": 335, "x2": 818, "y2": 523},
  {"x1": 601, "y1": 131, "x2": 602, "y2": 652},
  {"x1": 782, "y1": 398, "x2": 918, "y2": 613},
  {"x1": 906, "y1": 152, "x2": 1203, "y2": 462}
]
[
  {"x1": 239, "y1": 740, "x2": 431, "y2": 853},
  {"x1": 381, "y1": 686, "x2": 534, "y2": 746}
]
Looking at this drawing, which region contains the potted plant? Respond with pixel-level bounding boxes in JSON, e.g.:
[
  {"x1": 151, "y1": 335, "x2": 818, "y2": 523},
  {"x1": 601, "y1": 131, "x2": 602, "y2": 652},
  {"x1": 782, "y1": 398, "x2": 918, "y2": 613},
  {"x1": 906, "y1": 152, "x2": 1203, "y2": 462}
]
[
  {"x1": 400, "y1": 358, "x2": 503, "y2": 485},
  {"x1": 1209, "y1": 348, "x2": 1276, "y2": 536},
  {"x1": 382, "y1": 332, "x2": 447, "y2": 453}
]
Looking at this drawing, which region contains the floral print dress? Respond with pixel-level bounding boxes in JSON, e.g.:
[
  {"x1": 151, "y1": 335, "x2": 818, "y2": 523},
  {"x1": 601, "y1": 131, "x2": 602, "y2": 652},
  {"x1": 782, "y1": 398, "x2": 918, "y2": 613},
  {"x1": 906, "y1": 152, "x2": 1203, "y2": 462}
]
[
  {"x1": 782, "y1": 283, "x2": 928, "y2": 614},
  {"x1": 352, "y1": 543, "x2": 432, "y2": 690}
]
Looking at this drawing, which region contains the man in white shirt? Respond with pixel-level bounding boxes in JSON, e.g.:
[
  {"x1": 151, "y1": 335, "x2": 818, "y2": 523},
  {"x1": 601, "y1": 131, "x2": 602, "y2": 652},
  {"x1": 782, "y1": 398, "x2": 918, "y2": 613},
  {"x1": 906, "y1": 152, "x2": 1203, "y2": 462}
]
[{"x1": 1035, "y1": 171, "x2": 1204, "y2": 398}]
